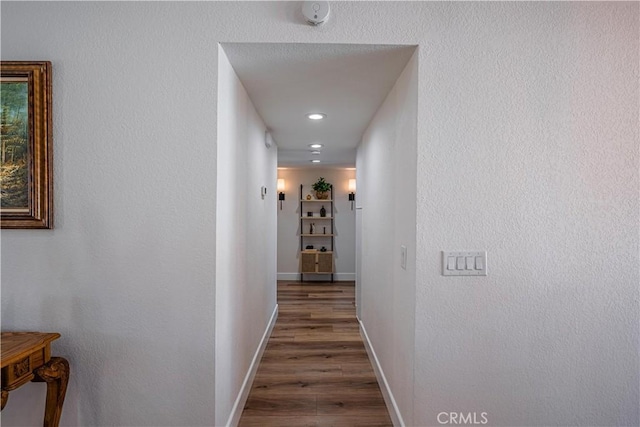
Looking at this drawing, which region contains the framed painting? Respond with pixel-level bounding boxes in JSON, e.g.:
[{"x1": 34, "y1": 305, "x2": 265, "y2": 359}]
[{"x1": 1, "y1": 61, "x2": 53, "y2": 229}]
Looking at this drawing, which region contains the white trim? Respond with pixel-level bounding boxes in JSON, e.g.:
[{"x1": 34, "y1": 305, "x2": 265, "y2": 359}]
[
  {"x1": 359, "y1": 320, "x2": 405, "y2": 427},
  {"x1": 226, "y1": 304, "x2": 278, "y2": 427},
  {"x1": 277, "y1": 272, "x2": 356, "y2": 281},
  {"x1": 335, "y1": 272, "x2": 355, "y2": 281}
]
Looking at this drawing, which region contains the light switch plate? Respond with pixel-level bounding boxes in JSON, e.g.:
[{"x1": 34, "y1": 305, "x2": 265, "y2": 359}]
[{"x1": 442, "y1": 251, "x2": 487, "y2": 276}]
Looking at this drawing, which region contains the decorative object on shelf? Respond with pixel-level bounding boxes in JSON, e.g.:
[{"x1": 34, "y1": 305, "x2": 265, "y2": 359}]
[
  {"x1": 309, "y1": 223, "x2": 315, "y2": 234},
  {"x1": 320, "y1": 246, "x2": 327, "y2": 252},
  {"x1": 312, "y1": 177, "x2": 331, "y2": 200},
  {"x1": 348, "y1": 178, "x2": 356, "y2": 210},
  {"x1": 277, "y1": 179, "x2": 285, "y2": 210},
  {"x1": 307, "y1": 211, "x2": 313, "y2": 217},
  {"x1": 306, "y1": 194, "x2": 312, "y2": 200},
  {"x1": 320, "y1": 205, "x2": 326, "y2": 217},
  {"x1": 323, "y1": 226, "x2": 326, "y2": 234},
  {"x1": 1, "y1": 61, "x2": 53, "y2": 229},
  {"x1": 306, "y1": 245, "x2": 314, "y2": 250}
]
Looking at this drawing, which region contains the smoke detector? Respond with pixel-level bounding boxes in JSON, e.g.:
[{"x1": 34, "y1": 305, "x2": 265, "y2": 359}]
[{"x1": 302, "y1": 1, "x2": 330, "y2": 26}]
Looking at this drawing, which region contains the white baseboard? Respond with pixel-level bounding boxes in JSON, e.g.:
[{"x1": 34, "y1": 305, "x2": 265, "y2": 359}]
[
  {"x1": 277, "y1": 272, "x2": 355, "y2": 281},
  {"x1": 359, "y1": 320, "x2": 405, "y2": 427},
  {"x1": 226, "y1": 304, "x2": 278, "y2": 427}
]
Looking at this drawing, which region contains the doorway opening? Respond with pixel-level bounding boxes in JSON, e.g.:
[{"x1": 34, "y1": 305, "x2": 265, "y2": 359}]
[
  {"x1": 220, "y1": 42, "x2": 415, "y2": 298},
  {"x1": 216, "y1": 42, "x2": 419, "y2": 427}
]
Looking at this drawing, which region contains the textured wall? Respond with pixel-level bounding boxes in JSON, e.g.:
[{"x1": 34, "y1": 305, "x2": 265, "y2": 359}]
[
  {"x1": 413, "y1": 3, "x2": 639, "y2": 426},
  {"x1": 216, "y1": 47, "x2": 277, "y2": 426},
  {"x1": 1, "y1": 2, "x2": 637, "y2": 426},
  {"x1": 357, "y1": 50, "x2": 418, "y2": 426},
  {"x1": 277, "y1": 168, "x2": 356, "y2": 281},
  {"x1": 1, "y1": 3, "x2": 219, "y2": 426}
]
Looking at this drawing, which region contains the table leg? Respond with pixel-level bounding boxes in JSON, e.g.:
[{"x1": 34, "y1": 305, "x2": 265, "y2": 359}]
[
  {"x1": 1, "y1": 390, "x2": 8, "y2": 410},
  {"x1": 33, "y1": 357, "x2": 69, "y2": 427}
]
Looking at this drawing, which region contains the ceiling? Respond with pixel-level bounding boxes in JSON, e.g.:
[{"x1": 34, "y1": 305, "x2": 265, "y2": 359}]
[{"x1": 222, "y1": 43, "x2": 416, "y2": 168}]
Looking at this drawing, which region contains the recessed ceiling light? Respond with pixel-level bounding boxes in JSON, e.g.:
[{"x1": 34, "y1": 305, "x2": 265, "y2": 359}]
[
  {"x1": 311, "y1": 160, "x2": 321, "y2": 163},
  {"x1": 311, "y1": 151, "x2": 321, "y2": 155},
  {"x1": 309, "y1": 144, "x2": 323, "y2": 149},
  {"x1": 307, "y1": 113, "x2": 326, "y2": 120}
]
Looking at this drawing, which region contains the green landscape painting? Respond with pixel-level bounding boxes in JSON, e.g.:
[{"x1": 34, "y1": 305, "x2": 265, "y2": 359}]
[{"x1": 1, "y1": 80, "x2": 29, "y2": 210}]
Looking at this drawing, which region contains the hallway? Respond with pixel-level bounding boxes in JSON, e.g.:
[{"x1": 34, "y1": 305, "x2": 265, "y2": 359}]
[{"x1": 238, "y1": 281, "x2": 392, "y2": 427}]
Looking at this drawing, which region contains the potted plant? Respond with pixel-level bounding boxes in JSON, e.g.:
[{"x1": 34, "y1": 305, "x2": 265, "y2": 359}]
[{"x1": 312, "y1": 177, "x2": 331, "y2": 200}]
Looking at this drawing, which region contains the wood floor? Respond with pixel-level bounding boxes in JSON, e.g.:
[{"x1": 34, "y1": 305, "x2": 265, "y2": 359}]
[{"x1": 238, "y1": 281, "x2": 392, "y2": 427}]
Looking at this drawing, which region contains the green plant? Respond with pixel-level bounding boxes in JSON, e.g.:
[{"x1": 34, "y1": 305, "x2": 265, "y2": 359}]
[{"x1": 312, "y1": 177, "x2": 331, "y2": 192}]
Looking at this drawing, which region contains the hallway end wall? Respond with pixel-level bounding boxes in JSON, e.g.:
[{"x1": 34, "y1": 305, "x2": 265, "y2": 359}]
[{"x1": 277, "y1": 168, "x2": 356, "y2": 281}]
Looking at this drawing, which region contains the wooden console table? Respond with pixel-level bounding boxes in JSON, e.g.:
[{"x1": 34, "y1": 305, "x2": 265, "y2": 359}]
[{"x1": 1, "y1": 332, "x2": 69, "y2": 427}]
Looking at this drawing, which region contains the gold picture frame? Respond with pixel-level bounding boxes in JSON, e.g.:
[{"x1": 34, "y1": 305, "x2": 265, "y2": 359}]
[{"x1": 1, "y1": 61, "x2": 53, "y2": 229}]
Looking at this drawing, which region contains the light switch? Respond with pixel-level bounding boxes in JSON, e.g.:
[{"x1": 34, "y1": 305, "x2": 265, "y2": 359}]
[
  {"x1": 442, "y1": 251, "x2": 487, "y2": 276},
  {"x1": 400, "y1": 245, "x2": 407, "y2": 270},
  {"x1": 466, "y1": 256, "x2": 474, "y2": 270}
]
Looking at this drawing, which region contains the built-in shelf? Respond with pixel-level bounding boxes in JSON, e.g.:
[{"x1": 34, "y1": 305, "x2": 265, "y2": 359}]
[
  {"x1": 300, "y1": 199, "x2": 333, "y2": 202},
  {"x1": 301, "y1": 217, "x2": 333, "y2": 220},
  {"x1": 301, "y1": 250, "x2": 333, "y2": 254},
  {"x1": 300, "y1": 234, "x2": 334, "y2": 237}
]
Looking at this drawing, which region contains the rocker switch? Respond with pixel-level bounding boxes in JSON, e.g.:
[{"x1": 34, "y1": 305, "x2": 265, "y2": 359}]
[
  {"x1": 466, "y1": 256, "x2": 474, "y2": 270},
  {"x1": 442, "y1": 251, "x2": 487, "y2": 276}
]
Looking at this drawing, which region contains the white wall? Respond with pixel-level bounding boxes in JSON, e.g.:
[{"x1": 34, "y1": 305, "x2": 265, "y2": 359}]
[
  {"x1": 215, "y1": 47, "x2": 277, "y2": 426},
  {"x1": 357, "y1": 49, "x2": 418, "y2": 426},
  {"x1": 1, "y1": 2, "x2": 637, "y2": 427},
  {"x1": 277, "y1": 168, "x2": 355, "y2": 281},
  {"x1": 1, "y1": 3, "x2": 218, "y2": 427},
  {"x1": 413, "y1": 3, "x2": 639, "y2": 426}
]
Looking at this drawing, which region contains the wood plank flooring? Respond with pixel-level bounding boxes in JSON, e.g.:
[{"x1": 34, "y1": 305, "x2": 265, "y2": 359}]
[{"x1": 239, "y1": 281, "x2": 392, "y2": 427}]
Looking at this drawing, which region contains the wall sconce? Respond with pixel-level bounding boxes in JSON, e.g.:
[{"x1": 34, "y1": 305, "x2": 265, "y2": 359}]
[
  {"x1": 348, "y1": 179, "x2": 356, "y2": 210},
  {"x1": 277, "y1": 179, "x2": 286, "y2": 210}
]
